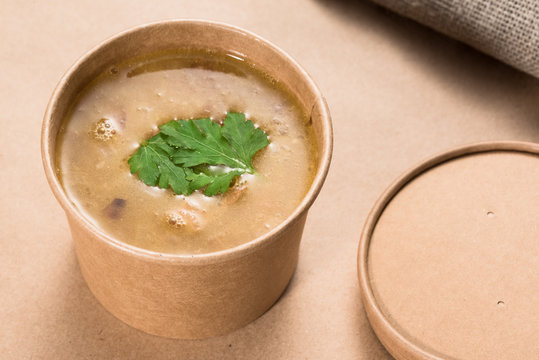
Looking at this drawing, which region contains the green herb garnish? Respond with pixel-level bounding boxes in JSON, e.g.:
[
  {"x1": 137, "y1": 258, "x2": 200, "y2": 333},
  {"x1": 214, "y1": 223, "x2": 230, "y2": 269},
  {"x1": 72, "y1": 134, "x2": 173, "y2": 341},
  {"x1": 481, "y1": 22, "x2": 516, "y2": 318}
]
[{"x1": 128, "y1": 112, "x2": 269, "y2": 196}]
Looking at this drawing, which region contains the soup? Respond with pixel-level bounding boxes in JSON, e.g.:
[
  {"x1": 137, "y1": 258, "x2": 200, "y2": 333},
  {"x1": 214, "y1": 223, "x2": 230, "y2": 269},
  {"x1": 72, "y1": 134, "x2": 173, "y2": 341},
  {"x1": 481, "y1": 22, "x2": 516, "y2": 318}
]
[{"x1": 56, "y1": 50, "x2": 317, "y2": 254}]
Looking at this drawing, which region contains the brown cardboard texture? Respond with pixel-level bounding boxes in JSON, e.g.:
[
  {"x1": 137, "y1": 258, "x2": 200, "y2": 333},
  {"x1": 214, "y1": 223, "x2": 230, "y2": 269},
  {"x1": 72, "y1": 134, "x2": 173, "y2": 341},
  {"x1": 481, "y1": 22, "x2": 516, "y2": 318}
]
[
  {"x1": 358, "y1": 142, "x2": 539, "y2": 360},
  {"x1": 41, "y1": 20, "x2": 333, "y2": 339}
]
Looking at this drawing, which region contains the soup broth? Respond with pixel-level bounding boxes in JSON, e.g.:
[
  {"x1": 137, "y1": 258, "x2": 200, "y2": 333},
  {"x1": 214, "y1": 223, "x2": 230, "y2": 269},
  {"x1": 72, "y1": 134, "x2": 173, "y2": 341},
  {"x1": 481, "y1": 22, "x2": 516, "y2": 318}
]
[{"x1": 56, "y1": 50, "x2": 317, "y2": 254}]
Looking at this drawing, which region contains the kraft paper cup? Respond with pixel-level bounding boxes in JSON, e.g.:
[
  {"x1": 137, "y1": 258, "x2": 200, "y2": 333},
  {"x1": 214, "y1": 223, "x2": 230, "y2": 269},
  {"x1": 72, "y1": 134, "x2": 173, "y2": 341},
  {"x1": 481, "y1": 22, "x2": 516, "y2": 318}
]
[{"x1": 42, "y1": 20, "x2": 332, "y2": 339}]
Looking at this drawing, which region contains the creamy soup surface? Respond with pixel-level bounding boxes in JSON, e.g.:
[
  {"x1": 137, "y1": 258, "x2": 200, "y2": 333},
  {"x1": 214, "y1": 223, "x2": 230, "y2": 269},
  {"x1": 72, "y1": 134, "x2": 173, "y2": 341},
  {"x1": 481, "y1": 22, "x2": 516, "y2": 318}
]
[{"x1": 56, "y1": 50, "x2": 317, "y2": 254}]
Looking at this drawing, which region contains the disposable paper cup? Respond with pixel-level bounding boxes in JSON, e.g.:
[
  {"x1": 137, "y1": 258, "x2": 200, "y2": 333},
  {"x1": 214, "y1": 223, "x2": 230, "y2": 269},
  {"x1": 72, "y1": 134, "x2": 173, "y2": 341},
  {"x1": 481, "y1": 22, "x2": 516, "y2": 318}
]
[{"x1": 42, "y1": 20, "x2": 332, "y2": 339}]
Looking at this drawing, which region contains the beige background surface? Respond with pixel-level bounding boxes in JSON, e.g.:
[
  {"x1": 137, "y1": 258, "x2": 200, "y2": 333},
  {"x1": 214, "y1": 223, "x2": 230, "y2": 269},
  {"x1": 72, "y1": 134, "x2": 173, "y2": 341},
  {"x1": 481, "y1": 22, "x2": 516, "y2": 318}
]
[{"x1": 1, "y1": 0, "x2": 538, "y2": 359}]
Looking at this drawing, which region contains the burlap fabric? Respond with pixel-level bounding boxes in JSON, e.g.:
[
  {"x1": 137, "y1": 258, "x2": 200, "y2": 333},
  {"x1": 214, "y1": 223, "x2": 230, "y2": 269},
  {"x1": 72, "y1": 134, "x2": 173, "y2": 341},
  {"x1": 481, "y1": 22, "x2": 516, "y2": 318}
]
[{"x1": 369, "y1": 0, "x2": 539, "y2": 78}]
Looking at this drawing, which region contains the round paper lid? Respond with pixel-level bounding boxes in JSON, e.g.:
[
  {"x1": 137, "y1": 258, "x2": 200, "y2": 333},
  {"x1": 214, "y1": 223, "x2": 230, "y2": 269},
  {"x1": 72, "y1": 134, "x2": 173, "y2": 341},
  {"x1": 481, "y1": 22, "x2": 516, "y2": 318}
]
[{"x1": 358, "y1": 142, "x2": 539, "y2": 360}]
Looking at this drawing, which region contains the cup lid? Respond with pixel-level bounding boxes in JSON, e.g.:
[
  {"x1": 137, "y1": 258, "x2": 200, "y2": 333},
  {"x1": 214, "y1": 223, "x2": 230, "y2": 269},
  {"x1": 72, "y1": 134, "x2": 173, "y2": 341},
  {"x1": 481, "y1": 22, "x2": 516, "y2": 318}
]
[{"x1": 358, "y1": 141, "x2": 539, "y2": 360}]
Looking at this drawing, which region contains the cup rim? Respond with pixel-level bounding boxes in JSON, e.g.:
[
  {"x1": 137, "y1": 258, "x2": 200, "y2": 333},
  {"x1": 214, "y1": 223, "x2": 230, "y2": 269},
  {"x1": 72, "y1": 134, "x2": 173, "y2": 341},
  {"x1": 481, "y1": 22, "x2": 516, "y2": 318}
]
[
  {"x1": 357, "y1": 140, "x2": 539, "y2": 359},
  {"x1": 41, "y1": 19, "x2": 333, "y2": 264}
]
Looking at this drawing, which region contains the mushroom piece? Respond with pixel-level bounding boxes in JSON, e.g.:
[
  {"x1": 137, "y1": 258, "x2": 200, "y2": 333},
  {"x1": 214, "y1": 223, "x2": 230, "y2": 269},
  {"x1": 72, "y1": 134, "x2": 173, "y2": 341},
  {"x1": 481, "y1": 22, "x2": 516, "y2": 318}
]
[{"x1": 103, "y1": 198, "x2": 126, "y2": 219}]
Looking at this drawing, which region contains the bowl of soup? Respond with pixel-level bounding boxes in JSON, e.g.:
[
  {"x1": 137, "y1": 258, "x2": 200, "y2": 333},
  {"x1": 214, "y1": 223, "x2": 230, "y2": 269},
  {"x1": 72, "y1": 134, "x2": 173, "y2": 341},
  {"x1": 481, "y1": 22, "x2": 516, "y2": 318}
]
[{"x1": 41, "y1": 20, "x2": 332, "y2": 339}]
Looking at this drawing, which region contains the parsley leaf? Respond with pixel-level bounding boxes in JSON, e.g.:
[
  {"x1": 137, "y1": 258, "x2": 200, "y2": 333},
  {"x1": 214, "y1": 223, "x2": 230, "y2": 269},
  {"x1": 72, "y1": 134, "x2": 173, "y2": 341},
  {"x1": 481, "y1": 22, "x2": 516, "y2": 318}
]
[
  {"x1": 128, "y1": 134, "x2": 191, "y2": 194},
  {"x1": 161, "y1": 112, "x2": 269, "y2": 172},
  {"x1": 128, "y1": 112, "x2": 269, "y2": 196},
  {"x1": 186, "y1": 169, "x2": 244, "y2": 196},
  {"x1": 221, "y1": 112, "x2": 270, "y2": 171}
]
